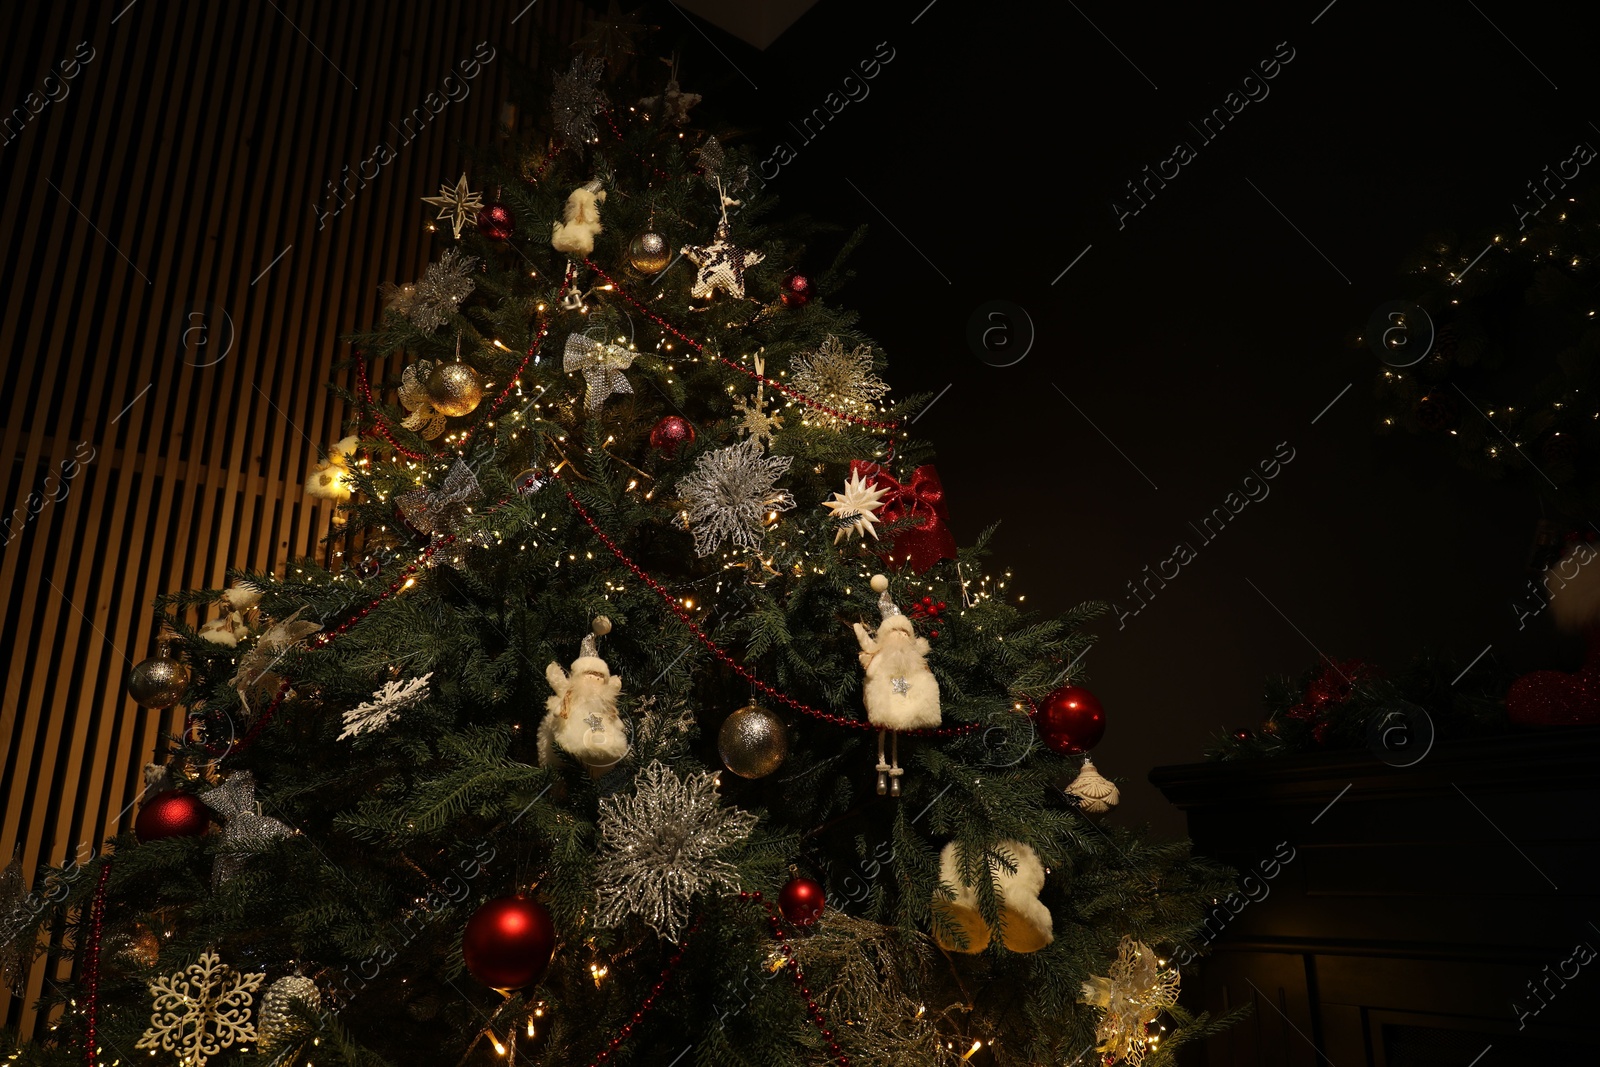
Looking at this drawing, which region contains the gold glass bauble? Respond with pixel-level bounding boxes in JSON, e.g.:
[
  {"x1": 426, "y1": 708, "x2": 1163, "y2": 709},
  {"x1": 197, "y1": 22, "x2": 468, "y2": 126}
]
[
  {"x1": 717, "y1": 704, "x2": 789, "y2": 779},
  {"x1": 427, "y1": 361, "x2": 484, "y2": 418},
  {"x1": 627, "y1": 231, "x2": 672, "y2": 274},
  {"x1": 128, "y1": 654, "x2": 190, "y2": 708}
]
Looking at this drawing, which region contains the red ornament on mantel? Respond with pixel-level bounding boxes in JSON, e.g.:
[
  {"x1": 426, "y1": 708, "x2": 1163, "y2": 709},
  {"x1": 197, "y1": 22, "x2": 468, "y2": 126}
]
[
  {"x1": 778, "y1": 876, "x2": 826, "y2": 926},
  {"x1": 462, "y1": 895, "x2": 556, "y2": 990},
  {"x1": 1507, "y1": 627, "x2": 1600, "y2": 726},
  {"x1": 134, "y1": 792, "x2": 210, "y2": 843},
  {"x1": 1034, "y1": 685, "x2": 1106, "y2": 754},
  {"x1": 649, "y1": 415, "x2": 695, "y2": 458}
]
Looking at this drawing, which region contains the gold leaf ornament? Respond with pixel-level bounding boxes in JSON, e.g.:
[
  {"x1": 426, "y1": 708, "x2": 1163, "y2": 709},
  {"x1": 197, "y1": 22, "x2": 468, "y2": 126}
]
[
  {"x1": 399, "y1": 360, "x2": 446, "y2": 439},
  {"x1": 1080, "y1": 936, "x2": 1181, "y2": 1066}
]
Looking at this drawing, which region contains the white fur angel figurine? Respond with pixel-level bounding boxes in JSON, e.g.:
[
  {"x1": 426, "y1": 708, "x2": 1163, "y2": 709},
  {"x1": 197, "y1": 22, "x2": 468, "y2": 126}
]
[
  {"x1": 550, "y1": 180, "x2": 606, "y2": 257},
  {"x1": 853, "y1": 574, "x2": 940, "y2": 795},
  {"x1": 539, "y1": 617, "x2": 629, "y2": 776}
]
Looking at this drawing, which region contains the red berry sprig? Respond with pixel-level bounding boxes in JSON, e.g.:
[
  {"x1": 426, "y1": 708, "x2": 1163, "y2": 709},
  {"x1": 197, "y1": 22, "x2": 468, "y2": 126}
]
[{"x1": 909, "y1": 596, "x2": 947, "y2": 639}]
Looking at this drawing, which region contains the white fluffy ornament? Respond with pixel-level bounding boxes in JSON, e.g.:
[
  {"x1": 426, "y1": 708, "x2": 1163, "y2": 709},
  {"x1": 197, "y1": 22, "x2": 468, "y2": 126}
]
[
  {"x1": 305, "y1": 436, "x2": 359, "y2": 502},
  {"x1": 933, "y1": 839, "x2": 1053, "y2": 954},
  {"x1": 853, "y1": 574, "x2": 940, "y2": 794},
  {"x1": 540, "y1": 617, "x2": 629, "y2": 776},
  {"x1": 551, "y1": 181, "x2": 606, "y2": 257},
  {"x1": 1064, "y1": 756, "x2": 1120, "y2": 814},
  {"x1": 1547, "y1": 540, "x2": 1600, "y2": 630}
]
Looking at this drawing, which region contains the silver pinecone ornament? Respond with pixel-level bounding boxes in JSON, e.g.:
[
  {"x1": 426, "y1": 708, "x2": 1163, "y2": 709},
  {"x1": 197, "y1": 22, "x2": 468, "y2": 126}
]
[{"x1": 258, "y1": 975, "x2": 320, "y2": 1050}]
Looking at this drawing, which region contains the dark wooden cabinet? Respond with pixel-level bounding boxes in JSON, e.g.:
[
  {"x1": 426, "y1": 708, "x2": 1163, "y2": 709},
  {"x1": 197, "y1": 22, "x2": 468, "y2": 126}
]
[{"x1": 1150, "y1": 727, "x2": 1600, "y2": 1067}]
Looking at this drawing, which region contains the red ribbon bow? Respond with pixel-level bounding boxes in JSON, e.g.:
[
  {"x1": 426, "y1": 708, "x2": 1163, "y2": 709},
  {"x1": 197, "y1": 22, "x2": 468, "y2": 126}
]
[{"x1": 851, "y1": 460, "x2": 958, "y2": 574}]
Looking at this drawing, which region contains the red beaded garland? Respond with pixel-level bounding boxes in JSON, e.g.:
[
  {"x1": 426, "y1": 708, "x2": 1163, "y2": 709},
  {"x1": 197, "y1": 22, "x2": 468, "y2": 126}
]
[
  {"x1": 82, "y1": 860, "x2": 111, "y2": 1067},
  {"x1": 569, "y1": 918, "x2": 699, "y2": 1067},
  {"x1": 561, "y1": 488, "x2": 980, "y2": 738},
  {"x1": 745, "y1": 897, "x2": 850, "y2": 1067},
  {"x1": 583, "y1": 259, "x2": 899, "y2": 431}
]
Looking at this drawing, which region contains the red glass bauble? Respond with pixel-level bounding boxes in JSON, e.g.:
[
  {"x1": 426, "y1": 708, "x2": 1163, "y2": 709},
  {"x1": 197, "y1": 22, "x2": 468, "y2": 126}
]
[
  {"x1": 477, "y1": 202, "x2": 516, "y2": 241},
  {"x1": 462, "y1": 896, "x2": 555, "y2": 990},
  {"x1": 649, "y1": 415, "x2": 695, "y2": 458},
  {"x1": 780, "y1": 271, "x2": 812, "y2": 308},
  {"x1": 1232, "y1": 727, "x2": 1254, "y2": 741},
  {"x1": 134, "y1": 792, "x2": 210, "y2": 843},
  {"x1": 778, "y1": 876, "x2": 826, "y2": 926},
  {"x1": 1035, "y1": 685, "x2": 1105, "y2": 754}
]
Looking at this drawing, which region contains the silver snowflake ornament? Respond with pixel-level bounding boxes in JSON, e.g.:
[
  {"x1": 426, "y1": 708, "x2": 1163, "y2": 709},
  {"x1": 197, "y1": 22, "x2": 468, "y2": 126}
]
[
  {"x1": 682, "y1": 218, "x2": 764, "y2": 301},
  {"x1": 340, "y1": 672, "x2": 433, "y2": 740},
  {"x1": 789, "y1": 335, "x2": 890, "y2": 426},
  {"x1": 676, "y1": 439, "x2": 795, "y2": 556},
  {"x1": 136, "y1": 950, "x2": 265, "y2": 1067},
  {"x1": 563, "y1": 332, "x2": 636, "y2": 411},
  {"x1": 593, "y1": 761, "x2": 759, "y2": 940},
  {"x1": 552, "y1": 55, "x2": 608, "y2": 144}
]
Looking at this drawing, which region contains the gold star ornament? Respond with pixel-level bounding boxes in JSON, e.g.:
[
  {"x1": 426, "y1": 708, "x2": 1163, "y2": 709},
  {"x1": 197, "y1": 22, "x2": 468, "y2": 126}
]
[{"x1": 421, "y1": 173, "x2": 485, "y2": 239}]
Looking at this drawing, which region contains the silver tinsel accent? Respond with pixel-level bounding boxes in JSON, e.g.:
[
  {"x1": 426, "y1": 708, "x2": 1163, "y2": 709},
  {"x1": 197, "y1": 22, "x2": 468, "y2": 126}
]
[
  {"x1": 593, "y1": 761, "x2": 758, "y2": 940},
  {"x1": 563, "y1": 332, "x2": 636, "y2": 411},
  {"x1": 789, "y1": 336, "x2": 890, "y2": 425},
  {"x1": 382, "y1": 249, "x2": 479, "y2": 333},
  {"x1": 676, "y1": 439, "x2": 795, "y2": 557},
  {"x1": 201, "y1": 772, "x2": 292, "y2": 885},
  {"x1": 257, "y1": 975, "x2": 320, "y2": 1051},
  {"x1": 551, "y1": 55, "x2": 608, "y2": 144},
  {"x1": 397, "y1": 459, "x2": 482, "y2": 536}
]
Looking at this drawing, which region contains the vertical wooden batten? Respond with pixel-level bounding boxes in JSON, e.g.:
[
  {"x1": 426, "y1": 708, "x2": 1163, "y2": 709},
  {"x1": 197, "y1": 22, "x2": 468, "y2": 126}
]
[{"x1": 0, "y1": 0, "x2": 583, "y2": 1036}]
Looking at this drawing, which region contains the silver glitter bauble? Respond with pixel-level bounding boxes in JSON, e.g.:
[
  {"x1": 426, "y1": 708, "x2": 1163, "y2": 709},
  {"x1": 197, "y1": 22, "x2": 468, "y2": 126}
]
[
  {"x1": 128, "y1": 654, "x2": 190, "y2": 708},
  {"x1": 627, "y1": 231, "x2": 671, "y2": 274},
  {"x1": 258, "y1": 975, "x2": 321, "y2": 1050},
  {"x1": 717, "y1": 704, "x2": 788, "y2": 779},
  {"x1": 427, "y1": 361, "x2": 484, "y2": 418}
]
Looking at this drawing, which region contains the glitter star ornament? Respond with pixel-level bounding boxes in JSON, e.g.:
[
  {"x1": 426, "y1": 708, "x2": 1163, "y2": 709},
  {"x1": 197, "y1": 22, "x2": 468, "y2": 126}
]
[
  {"x1": 399, "y1": 360, "x2": 446, "y2": 439},
  {"x1": 551, "y1": 54, "x2": 608, "y2": 144},
  {"x1": 421, "y1": 174, "x2": 485, "y2": 240},
  {"x1": 1080, "y1": 937, "x2": 1181, "y2": 1066},
  {"x1": 340, "y1": 672, "x2": 433, "y2": 740},
  {"x1": 823, "y1": 469, "x2": 888, "y2": 543},
  {"x1": 790, "y1": 335, "x2": 890, "y2": 426},
  {"x1": 682, "y1": 216, "x2": 764, "y2": 301},
  {"x1": 593, "y1": 761, "x2": 759, "y2": 939},
  {"x1": 676, "y1": 439, "x2": 795, "y2": 556},
  {"x1": 136, "y1": 950, "x2": 266, "y2": 1067},
  {"x1": 563, "y1": 331, "x2": 637, "y2": 411},
  {"x1": 733, "y1": 353, "x2": 783, "y2": 447},
  {"x1": 201, "y1": 772, "x2": 293, "y2": 885}
]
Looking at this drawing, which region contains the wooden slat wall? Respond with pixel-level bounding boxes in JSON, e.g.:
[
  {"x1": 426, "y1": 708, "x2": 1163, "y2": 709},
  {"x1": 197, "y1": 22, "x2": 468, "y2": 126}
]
[{"x1": 0, "y1": 0, "x2": 584, "y2": 1036}]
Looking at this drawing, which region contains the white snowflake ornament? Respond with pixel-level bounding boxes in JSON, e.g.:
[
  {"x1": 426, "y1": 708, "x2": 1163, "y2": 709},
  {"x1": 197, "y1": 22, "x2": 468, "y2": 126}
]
[
  {"x1": 136, "y1": 950, "x2": 266, "y2": 1067},
  {"x1": 339, "y1": 672, "x2": 434, "y2": 740}
]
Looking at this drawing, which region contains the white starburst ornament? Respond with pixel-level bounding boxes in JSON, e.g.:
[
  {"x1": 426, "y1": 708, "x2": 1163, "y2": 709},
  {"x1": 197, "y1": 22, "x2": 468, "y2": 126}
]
[
  {"x1": 340, "y1": 672, "x2": 434, "y2": 740},
  {"x1": 676, "y1": 439, "x2": 795, "y2": 556},
  {"x1": 822, "y1": 469, "x2": 888, "y2": 543},
  {"x1": 136, "y1": 951, "x2": 266, "y2": 1067},
  {"x1": 1080, "y1": 937, "x2": 1181, "y2": 1066},
  {"x1": 789, "y1": 335, "x2": 890, "y2": 427},
  {"x1": 593, "y1": 761, "x2": 759, "y2": 940},
  {"x1": 421, "y1": 173, "x2": 485, "y2": 240}
]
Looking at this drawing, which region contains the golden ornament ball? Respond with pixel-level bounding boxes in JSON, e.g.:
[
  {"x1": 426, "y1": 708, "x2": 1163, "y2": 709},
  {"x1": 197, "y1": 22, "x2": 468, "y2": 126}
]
[
  {"x1": 127, "y1": 654, "x2": 190, "y2": 708},
  {"x1": 717, "y1": 704, "x2": 789, "y2": 779},
  {"x1": 427, "y1": 361, "x2": 484, "y2": 417},
  {"x1": 627, "y1": 231, "x2": 672, "y2": 274},
  {"x1": 106, "y1": 921, "x2": 161, "y2": 969}
]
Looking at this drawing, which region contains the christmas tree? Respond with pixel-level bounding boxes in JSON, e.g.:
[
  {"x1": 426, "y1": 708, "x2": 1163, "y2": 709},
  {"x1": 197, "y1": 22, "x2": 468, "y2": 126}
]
[{"x1": 6, "y1": 36, "x2": 1239, "y2": 1067}]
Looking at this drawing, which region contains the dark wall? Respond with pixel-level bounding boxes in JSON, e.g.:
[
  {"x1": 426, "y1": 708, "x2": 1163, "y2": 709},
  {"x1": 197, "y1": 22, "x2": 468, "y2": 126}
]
[{"x1": 655, "y1": 0, "x2": 1596, "y2": 835}]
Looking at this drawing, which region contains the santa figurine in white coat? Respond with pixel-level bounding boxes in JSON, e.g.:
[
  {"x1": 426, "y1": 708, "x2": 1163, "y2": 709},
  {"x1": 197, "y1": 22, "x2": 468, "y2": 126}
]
[
  {"x1": 540, "y1": 617, "x2": 629, "y2": 776},
  {"x1": 853, "y1": 574, "x2": 941, "y2": 795}
]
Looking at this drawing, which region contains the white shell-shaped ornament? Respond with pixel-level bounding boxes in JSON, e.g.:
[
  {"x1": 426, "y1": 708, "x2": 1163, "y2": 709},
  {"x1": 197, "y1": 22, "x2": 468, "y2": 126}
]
[{"x1": 1066, "y1": 756, "x2": 1120, "y2": 813}]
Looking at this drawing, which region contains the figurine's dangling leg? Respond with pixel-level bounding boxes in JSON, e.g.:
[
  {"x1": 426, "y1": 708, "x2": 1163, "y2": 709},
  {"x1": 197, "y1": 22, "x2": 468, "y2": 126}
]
[
  {"x1": 889, "y1": 732, "x2": 903, "y2": 797},
  {"x1": 876, "y1": 729, "x2": 891, "y2": 795}
]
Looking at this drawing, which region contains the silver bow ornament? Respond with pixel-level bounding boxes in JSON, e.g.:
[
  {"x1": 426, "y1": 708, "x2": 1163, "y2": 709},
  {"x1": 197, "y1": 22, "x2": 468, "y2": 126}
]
[
  {"x1": 201, "y1": 772, "x2": 293, "y2": 885},
  {"x1": 564, "y1": 332, "x2": 636, "y2": 411}
]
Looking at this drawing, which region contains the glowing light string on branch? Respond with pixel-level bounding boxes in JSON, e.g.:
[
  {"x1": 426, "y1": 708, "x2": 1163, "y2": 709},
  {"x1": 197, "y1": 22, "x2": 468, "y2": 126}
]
[
  {"x1": 580, "y1": 259, "x2": 902, "y2": 432},
  {"x1": 560, "y1": 486, "x2": 980, "y2": 738}
]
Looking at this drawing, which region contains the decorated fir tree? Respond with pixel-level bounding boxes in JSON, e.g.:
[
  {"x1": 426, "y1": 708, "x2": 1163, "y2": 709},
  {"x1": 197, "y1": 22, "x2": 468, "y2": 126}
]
[{"x1": 7, "y1": 39, "x2": 1239, "y2": 1067}]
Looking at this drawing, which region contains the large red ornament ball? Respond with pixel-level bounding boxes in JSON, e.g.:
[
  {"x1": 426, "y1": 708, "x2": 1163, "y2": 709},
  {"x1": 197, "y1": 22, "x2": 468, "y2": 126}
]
[
  {"x1": 780, "y1": 271, "x2": 812, "y2": 308},
  {"x1": 649, "y1": 415, "x2": 695, "y2": 458},
  {"x1": 777, "y1": 876, "x2": 826, "y2": 926},
  {"x1": 476, "y1": 202, "x2": 516, "y2": 241},
  {"x1": 462, "y1": 896, "x2": 555, "y2": 990},
  {"x1": 1035, "y1": 685, "x2": 1106, "y2": 755},
  {"x1": 134, "y1": 792, "x2": 211, "y2": 843}
]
